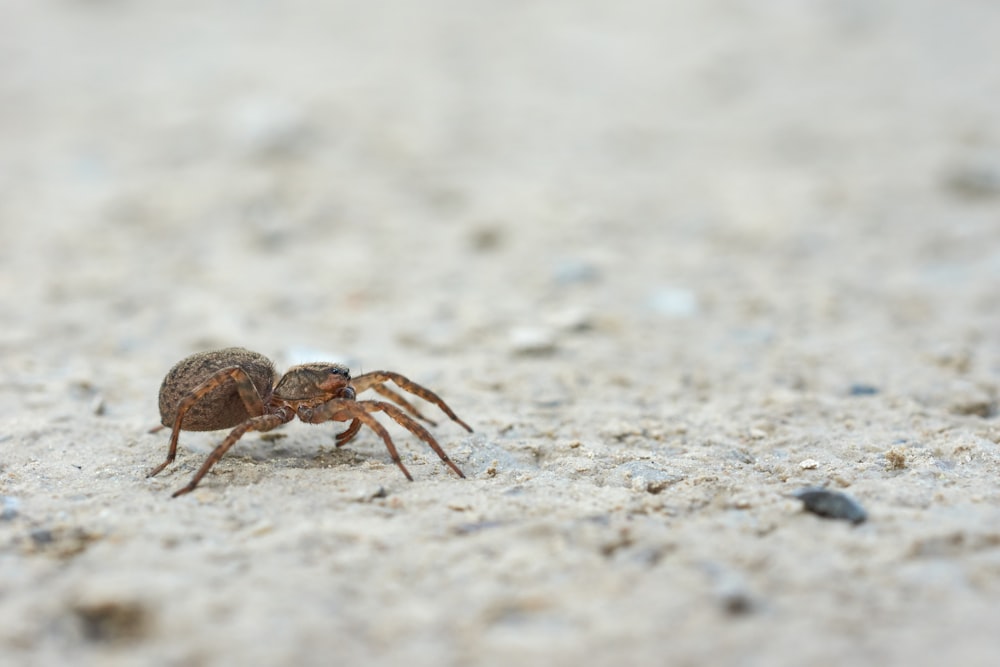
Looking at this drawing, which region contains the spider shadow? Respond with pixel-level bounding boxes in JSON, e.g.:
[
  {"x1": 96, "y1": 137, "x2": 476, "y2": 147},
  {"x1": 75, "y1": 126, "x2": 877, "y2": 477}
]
[
  {"x1": 234, "y1": 428, "x2": 369, "y2": 470},
  {"x1": 168, "y1": 418, "x2": 458, "y2": 481}
]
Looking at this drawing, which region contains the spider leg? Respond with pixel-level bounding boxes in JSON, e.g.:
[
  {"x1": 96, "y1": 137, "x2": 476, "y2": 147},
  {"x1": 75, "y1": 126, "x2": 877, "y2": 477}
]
[
  {"x1": 362, "y1": 400, "x2": 466, "y2": 479},
  {"x1": 298, "y1": 399, "x2": 465, "y2": 481},
  {"x1": 148, "y1": 367, "x2": 267, "y2": 478},
  {"x1": 171, "y1": 408, "x2": 294, "y2": 497},
  {"x1": 370, "y1": 384, "x2": 437, "y2": 426},
  {"x1": 301, "y1": 399, "x2": 465, "y2": 479},
  {"x1": 298, "y1": 401, "x2": 414, "y2": 481},
  {"x1": 351, "y1": 371, "x2": 473, "y2": 433},
  {"x1": 335, "y1": 418, "x2": 363, "y2": 446}
]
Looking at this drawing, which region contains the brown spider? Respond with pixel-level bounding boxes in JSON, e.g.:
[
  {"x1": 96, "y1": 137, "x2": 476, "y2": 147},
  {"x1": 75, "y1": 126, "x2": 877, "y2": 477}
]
[{"x1": 148, "y1": 347, "x2": 472, "y2": 497}]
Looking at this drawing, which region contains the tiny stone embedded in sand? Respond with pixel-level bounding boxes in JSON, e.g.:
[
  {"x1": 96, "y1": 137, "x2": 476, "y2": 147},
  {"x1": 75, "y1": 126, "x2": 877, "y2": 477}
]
[
  {"x1": 508, "y1": 326, "x2": 558, "y2": 355},
  {"x1": 792, "y1": 488, "x2": 868, "y2": 525}
]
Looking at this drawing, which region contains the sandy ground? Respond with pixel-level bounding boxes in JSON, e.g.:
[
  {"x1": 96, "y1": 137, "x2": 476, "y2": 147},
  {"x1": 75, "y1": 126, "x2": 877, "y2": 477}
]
[{"x1": 2, "y1": 1, "x2": 1000, "y2": 665}]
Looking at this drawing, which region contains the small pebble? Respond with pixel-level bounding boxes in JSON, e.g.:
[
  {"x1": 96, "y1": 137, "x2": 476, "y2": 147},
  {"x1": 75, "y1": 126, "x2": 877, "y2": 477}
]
[
  {"x1": 791, "y1": 487, "x2": 867, "y2": 524},
  {"x1": 943, "y1": 160, "x2": 1000, "y2": 200},
  {"x1": 646, "y1": 287, "x2": 699, "y2": 318},
  {"x1": 949, "y1": 392, "x2": 997, "y2": 418},
  {"x1": 230, "y1": 99, "x2": 311, "y2": 158},
  {"x1": 1, "y1": 496, "x2": 20, "y2": 521},
  {"x1": 610, "y1": 461, "x2": 684, "y2": 494},
  {"x1": 730, "y1": 496, "x2": 752, "y2": 509},
  {"x1": 798, "y1": 458, "x2": 819, "y2": 470},
  {"x1": 728, "y1": 448, "x2": 755, "y2": 465},
  {"x1": 509, "y1": 326, "x2": 557, "y2": 355},
  {"x1": 551, "y1": 259, "x2": 601, "y2": 285},
  {"x1": 30, "y1": 528, "x2": 55, "y2": 545},
  {"x1": 354, "y1": 486, "x2": 388, "y2": 503},
  {"x1": 599, "y1": 419, "x2": 643, "y2": 441},
  {"x1": 848, "y1": 383, "x2": 879, "y2": 396},
  {"x1": 468, "y1": 226, "x2": 505, "y2": 252},
  {"x1": 74, "y1": 598, "x2": 150, "y2": 642},
  {"x1": 719, "y1": 588, "x2": 756, "y2": 616},
  {"x1": 546, "y1": 307, "x2": 593, "y2": 333},
  {"x1": 90, "y1": 395, "x2": 106, "y2": 416},
  {"x1": 453, "y1": 520, "x2": 504, "y2": 535}
]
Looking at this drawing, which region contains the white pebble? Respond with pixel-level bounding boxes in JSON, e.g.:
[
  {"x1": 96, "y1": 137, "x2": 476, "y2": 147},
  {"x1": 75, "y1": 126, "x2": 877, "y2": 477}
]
[
  {"x1": 647, "y1": 287, "x2": 699, "y2": 318},
  {"x1": 509, "y1": 326, "x2": 557, "y2": 355}
]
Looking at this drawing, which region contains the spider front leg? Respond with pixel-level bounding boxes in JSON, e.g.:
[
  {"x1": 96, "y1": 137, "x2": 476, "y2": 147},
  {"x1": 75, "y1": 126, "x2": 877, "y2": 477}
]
[
  {"x1": 299, "y1": 399, "x2": 466, "y2": 479},
  {"x1": 350, "y1": 371, "x2": 473, "y2": 433},
  {"x1": 148, "y1": 366, "x2": 268, "y2": 478},
  {"x1": 335, "y1": 418, "x2": 362, "y2": 446},
  {"x1": 298, "y1": 401, "x2": 415, "y2": 481},
  {"x1": 369, "y1": 385, "x2": 438, "y2": 426},
  {"x1": 366, "y1": 400, "x2": 466, "y2": 479}
]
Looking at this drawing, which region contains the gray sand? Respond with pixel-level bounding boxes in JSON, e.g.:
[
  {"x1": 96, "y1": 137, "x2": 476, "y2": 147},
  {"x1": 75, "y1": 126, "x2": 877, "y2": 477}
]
[{"x1": 2, "y1": 2, "x2": 1000, "y2": 665}]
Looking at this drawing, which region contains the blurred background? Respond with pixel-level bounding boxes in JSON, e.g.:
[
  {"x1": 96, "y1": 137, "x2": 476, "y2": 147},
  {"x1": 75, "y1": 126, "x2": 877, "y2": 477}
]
[{"x1": 1, "y1": 0, "x2": 998, "y2": 420}]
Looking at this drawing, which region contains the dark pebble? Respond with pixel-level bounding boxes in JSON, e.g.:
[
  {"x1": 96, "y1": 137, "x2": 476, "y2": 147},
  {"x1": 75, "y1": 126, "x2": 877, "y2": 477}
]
[
  {"x1": 943, "y1": 162, "x2": 1000, "y2": 200},
  {"x1": 792, "y1": 487, "x2": 867, "y2": 524},
  {"x1": 30, "y1": 529, "x2": 55, "y2": 545},
  {"x1": 74, "y1": 599, "x2": 150, "y2": 642},
  {"x1": 848, "y1": 384, "x2": 879, "y2": 396}
]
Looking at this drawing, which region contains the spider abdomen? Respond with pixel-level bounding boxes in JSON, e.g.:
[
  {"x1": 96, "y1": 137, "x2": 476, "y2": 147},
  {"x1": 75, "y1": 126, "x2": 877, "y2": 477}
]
[{"x1": 158, "y1": 347, "x2": 276, "y2": 431}]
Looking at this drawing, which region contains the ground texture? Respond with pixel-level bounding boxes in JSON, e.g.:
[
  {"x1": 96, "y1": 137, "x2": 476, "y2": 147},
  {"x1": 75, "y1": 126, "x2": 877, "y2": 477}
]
[{"x1": 2, "y1": 2, "x2": 1000, "y2": 665}]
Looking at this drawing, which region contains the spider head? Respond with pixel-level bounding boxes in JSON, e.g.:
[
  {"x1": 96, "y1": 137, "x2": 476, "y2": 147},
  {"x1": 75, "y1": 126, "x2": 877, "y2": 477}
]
[{"x1": 274, "y1": 363, "x2": 354, "y2": 400}]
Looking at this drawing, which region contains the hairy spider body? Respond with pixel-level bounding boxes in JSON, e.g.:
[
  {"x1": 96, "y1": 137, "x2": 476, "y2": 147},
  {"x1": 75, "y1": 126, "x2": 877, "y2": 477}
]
[{"x1": 148, "y1": 347, "x2": 472, "y2": 497}]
